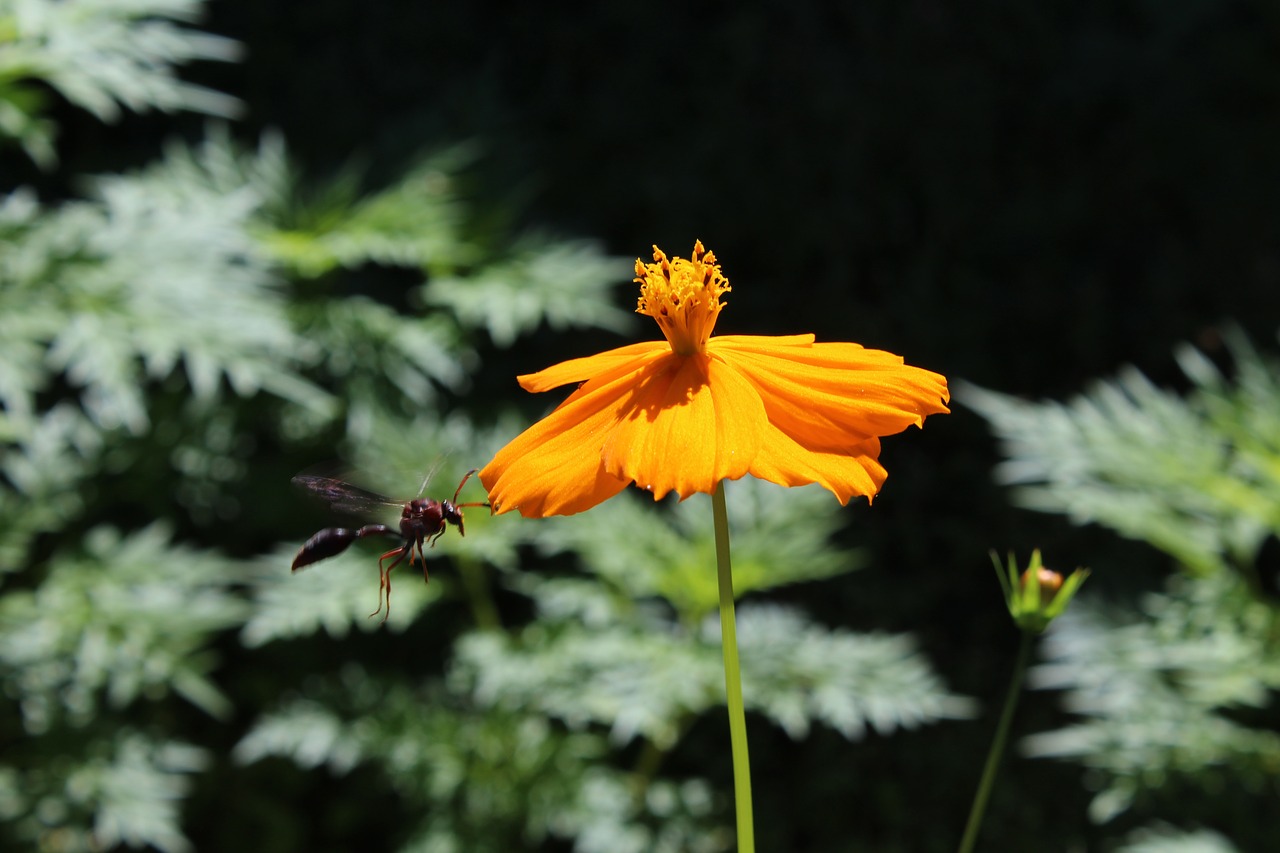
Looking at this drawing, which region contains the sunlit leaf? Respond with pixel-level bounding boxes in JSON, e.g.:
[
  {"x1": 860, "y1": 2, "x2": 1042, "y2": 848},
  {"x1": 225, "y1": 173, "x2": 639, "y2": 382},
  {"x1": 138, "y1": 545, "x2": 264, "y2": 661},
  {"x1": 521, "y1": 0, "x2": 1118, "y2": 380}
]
[{"x1": 0, "y1": 524, "x2": 244, "y2": 730}]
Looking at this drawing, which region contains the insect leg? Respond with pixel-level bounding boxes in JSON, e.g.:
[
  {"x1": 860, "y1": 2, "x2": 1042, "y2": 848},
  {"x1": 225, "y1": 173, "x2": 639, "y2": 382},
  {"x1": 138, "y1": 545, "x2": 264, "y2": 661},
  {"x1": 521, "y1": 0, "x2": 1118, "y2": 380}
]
[
  {"x1": 417, "y1": 535, "x2": 432, "y2": 581},
  {"x1": 373, "y1": 545, "x2": 410, "y2": 622},
  {"x1": 359, "y1": 525, "x2": 405, "y2": 619}
]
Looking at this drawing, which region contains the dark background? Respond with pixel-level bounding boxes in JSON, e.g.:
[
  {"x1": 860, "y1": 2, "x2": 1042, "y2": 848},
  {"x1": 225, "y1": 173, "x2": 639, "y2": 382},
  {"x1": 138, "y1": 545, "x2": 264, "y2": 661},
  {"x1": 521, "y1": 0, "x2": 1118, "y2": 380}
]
[{"x1": 48, "y1": 1, "x2": 1280, "y2": 849}]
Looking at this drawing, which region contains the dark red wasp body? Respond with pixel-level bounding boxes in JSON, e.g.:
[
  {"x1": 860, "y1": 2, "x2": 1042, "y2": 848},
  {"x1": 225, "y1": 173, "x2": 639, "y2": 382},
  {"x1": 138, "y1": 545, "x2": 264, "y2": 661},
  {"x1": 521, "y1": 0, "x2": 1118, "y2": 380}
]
[{"x1": 291, "y1": 468, "x2": 489, "y2": 621}]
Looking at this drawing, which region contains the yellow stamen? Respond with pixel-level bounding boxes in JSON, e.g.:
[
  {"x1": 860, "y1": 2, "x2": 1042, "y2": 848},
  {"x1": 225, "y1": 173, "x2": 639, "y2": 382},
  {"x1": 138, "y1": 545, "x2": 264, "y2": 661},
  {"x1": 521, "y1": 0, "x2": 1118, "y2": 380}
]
[{"x1": 635, "y1": 240, "x2": 731, "y2": 356}]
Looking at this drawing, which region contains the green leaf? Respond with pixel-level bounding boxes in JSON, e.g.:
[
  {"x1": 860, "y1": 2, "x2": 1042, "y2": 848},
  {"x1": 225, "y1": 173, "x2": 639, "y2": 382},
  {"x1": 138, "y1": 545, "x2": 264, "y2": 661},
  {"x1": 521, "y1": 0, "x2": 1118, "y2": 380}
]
[
  {"x1": 1, "y1": 136, "x2": 330, "y2": 435},
  {"x1": 0, "y1": 405, "x2": 100, "y2": 572},
  {"x1": 960, "y1": 335, "x2": 1280, "y2": 574},
  {"x1": 455, "y1": 603, "x2": 971, "y2": 748},
  {"x1": 0, "y1": 731, "x2": 205, "y2": 853},
  {"x1": 261, "y1": 149, "x2": 478, "y2": 278},
  {"x1": 72, "y1": 734, "x2": 206, "y2": 853},
  {"x1": 0, "y1": 524, "x2": 245, "y2": 729},
  {"x1": 456, "y1": 622, "x2": 722, "y2": 750},
  {"x1": 424, "y1": 237, "x2": 635, "y2": 345},
  {"x1": 295, "y1": 296, "x2": 469, "y2": 410},
  {"x1": 235, "y1": 671, "x2": 727, "y2": 853},
  {"x1": 1023, "y1": 573, "x2": 1280, "y2": 821},
  {"x1": 0, "y1": 0, "x2": 241, "y2": 131},
  {"x1": 1116, "y1": 824, "x2": 1241, "y2": 853},
  {"x1": 733, "y1": 605, "x2": 975, "y2": 739},
  {"x1": 232, "y1": 698, "x2": 366, "y2": 774},
  {"x1": 240, "y1": 546, "x2": 442, "y2": 647},
  {"x1": 530, "y1": 479, "x2": 863, "y2": 622}
]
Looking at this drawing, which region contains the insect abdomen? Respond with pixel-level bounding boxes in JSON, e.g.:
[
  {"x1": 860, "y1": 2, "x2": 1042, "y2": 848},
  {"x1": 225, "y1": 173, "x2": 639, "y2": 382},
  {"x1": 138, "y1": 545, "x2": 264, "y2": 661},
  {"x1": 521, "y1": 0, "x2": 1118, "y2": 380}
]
[{"x1": 291, "y1": 528, "x2": 360, "y2": 571}]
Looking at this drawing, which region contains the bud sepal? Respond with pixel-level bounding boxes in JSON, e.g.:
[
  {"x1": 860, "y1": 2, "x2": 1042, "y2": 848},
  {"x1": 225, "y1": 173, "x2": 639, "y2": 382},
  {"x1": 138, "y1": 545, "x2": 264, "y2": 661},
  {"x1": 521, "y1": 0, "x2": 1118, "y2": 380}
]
[{"x1": 992, "y1": 549, "x2": 1089, "y2": 634}]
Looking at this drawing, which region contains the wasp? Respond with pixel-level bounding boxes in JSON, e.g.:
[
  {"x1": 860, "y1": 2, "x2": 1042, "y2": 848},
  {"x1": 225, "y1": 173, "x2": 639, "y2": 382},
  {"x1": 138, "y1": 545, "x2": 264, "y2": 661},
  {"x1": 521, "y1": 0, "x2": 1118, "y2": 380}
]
[{"x1": 291, "y1": 468, "x2": 489, "y2": 621}]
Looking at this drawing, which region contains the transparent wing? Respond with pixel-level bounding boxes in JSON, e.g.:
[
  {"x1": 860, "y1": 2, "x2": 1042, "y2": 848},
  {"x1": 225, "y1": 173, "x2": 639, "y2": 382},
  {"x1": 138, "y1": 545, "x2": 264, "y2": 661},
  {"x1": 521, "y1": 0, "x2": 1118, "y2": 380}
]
[{"x1": 291, "y1": 475, "x2": 404, "y2": 516}]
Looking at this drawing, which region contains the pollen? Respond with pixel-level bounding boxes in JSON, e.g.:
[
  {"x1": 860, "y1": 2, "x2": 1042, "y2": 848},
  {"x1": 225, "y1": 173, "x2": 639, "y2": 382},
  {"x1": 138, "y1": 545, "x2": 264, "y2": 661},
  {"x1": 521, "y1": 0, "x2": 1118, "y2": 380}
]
[{"x1": 635, "y1": 240, "x2": 731, "y2": 355}]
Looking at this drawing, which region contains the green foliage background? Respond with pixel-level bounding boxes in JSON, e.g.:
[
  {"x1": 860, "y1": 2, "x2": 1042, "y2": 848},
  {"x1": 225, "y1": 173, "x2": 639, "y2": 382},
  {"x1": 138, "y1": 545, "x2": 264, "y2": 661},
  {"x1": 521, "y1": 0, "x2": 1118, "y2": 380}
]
[{"x1": 3, "y1": 1, "x2": 1280, "y2": 851}]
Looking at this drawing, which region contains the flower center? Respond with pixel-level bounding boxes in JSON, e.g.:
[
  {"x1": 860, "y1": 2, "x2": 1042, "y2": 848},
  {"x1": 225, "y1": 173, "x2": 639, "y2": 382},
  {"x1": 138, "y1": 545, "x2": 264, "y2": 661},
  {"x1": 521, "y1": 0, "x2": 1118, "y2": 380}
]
[{"x1": 635, "y1": 240, "x2": 730, "y2": 356}]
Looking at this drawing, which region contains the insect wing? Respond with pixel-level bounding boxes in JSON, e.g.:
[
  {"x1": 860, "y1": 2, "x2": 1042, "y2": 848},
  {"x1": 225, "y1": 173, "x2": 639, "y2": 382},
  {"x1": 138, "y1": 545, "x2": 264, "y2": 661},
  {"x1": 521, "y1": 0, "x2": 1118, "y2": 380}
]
[{"x1": 291, "y1": 474, "x2": 403, "y2": 516}]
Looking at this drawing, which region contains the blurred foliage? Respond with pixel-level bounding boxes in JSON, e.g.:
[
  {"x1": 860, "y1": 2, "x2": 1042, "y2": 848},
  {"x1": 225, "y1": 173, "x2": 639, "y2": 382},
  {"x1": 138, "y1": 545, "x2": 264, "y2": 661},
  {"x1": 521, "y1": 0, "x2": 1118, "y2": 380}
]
[
  {"x1": 963, "y1": 332, "x2": 1280, "y2": 577},
  {"x1": 964, "y1": 334, "x2": 1280, "y2": 844},
  {"x1": 0, "y1": 3, "x2": 970, "y2": 851},
  {"x1": 0, "y1": 0, "x2": 241, "y2": 167},
  {"x1": 1116, "y1": 824, "x2": 1240, "y2": 853},
  {"x1": 231, "y1": 476, "x2": 973, "y2": 851},
  {"x1": 7, "y1": 0, "x2": 1279, "y2": 849}
]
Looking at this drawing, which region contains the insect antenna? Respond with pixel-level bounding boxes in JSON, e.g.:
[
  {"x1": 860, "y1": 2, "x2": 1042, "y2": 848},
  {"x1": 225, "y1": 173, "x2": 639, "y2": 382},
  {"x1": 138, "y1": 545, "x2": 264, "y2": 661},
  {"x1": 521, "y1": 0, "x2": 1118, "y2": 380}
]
[
  {"x1": 452, "y1": 468, "x2": 490, "y2": 507},
  {"x1": 415, "y1": 455, "x2": 449, "y2": 498}
]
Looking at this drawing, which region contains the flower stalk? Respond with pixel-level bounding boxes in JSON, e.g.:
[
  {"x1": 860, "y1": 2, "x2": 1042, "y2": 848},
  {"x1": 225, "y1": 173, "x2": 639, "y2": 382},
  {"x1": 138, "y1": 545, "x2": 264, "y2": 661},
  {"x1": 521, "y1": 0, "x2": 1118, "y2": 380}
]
[
  {"x1": 956, "y1": 629, "x2": 1031, "y2": 853},
  {"x1": 960, "y1": 551, "x2": 1090, "y2": 852},
  {"x1": 712, "y1": 480, "x2": 754, "y2": 852}
]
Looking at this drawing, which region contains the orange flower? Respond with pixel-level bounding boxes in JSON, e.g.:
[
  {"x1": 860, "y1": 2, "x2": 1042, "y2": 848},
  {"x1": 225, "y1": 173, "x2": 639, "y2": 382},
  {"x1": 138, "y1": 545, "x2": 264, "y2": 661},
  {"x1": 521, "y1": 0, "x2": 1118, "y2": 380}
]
[{"x1": 480, "y1": 241, "x2": 949, "y2": 517}]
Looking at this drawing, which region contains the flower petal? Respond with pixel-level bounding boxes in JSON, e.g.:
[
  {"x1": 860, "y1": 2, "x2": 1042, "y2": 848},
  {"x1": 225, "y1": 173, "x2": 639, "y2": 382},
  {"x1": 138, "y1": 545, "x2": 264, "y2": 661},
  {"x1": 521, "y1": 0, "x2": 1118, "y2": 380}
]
[
  {"x1": 517, "y1": 341, "x2": 669, "y2": 393},
  {"x1": 711, "y1": 337, "x2": 950, "y2": 444},
  {"x1": 748, "y1": 429, "x2": 887, "y2": 505},
  {"x1": 480, "y1": 357, "x2": 667, "y2": 517},
  {"x1": 601, "y1": 353, "x2": 766, "y2": 501},
  {"x1": 714, "y1": 333, "x2": 816, "y2": 347}
]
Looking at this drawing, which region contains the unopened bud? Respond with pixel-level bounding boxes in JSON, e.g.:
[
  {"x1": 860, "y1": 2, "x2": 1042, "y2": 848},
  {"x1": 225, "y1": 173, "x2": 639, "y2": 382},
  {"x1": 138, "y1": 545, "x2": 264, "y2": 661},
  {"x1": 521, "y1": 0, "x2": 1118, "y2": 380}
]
[
  {"x1": 1021, "y1": 566, "x2": 1063, "y2": 608},
  {"x1": 993, "y1": 550, "x2": 1088, "y2": 634}
]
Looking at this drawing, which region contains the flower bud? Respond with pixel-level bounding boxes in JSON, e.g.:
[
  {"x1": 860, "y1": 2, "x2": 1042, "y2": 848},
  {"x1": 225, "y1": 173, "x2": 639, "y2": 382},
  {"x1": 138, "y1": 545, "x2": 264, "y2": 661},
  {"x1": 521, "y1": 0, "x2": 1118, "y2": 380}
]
[
  {"x1": 1022, "y1": 566, "x2": 1063, "y2": 608},
  {"x1": 993, "y1": 550, "x2": 1088, "y2": 634}
]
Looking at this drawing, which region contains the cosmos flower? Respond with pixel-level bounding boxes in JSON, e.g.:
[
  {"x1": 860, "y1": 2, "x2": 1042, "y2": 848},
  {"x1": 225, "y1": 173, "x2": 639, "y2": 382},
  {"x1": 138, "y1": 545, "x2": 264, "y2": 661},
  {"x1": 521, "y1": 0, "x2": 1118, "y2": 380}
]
[{"x1": 480, "y1": 241, "x2": 949, "y2": 517}]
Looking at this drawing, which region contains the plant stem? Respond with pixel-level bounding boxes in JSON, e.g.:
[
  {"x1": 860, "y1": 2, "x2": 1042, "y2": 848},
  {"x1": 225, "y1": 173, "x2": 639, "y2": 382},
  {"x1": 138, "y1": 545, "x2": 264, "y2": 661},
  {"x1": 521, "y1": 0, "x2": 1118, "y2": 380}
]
[
  {"x1": 456, "y1": 556, "x2": 502, "y2": 631},
  {"x1": 712, "y1": 481, "x2": 754, "y2": 853},
  {"x1": 958, "y1": 630, "x2": 1033, "y2": 853}
]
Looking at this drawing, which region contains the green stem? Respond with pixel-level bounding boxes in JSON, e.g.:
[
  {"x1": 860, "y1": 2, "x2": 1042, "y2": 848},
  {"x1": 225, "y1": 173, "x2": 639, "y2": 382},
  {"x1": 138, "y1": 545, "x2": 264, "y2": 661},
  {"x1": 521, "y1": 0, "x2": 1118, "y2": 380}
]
[
  {"x1": 958, "y1": 630, "x2": 1033, "y2": 853},
  {"x1": 456, "y1": 556, "x2": 501, "y2": 631},
  {"x1": 628, "y1": 736, "x2": 669, "y2": 807},
  {"x1": 712, "y1": 481, "x2": 754, "y2": 853}
]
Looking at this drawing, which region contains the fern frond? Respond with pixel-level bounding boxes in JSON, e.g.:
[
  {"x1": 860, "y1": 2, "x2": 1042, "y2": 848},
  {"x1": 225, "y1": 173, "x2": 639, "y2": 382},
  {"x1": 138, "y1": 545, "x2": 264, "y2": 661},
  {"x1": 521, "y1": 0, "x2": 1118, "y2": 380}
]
[
  {"x1": 0, "y1": 0, "x2": 241, "y2": 125},
  {"x1": 0, "y1": 405, "x2": 99, "y2": 572},
  {"x1": 456, "y1": 602, "x2": 971, "y2": 748},
  {"x1": 529, "y1": 479, "x2": 862, "y2": 622},
  {"x1": 231, "y1": 699, "x2": 365, "y2": 774},
  {"x1": 960, "y1": 336, "x2": 1280, "y2": 574},
  {"x1": 733, "y1": 605, "x2": 976, "y2": 739},
  {"x1": 0, "y1": 731, "x2": 205, "y2": 853},
  {"x1": 296, "y1": 297, "x2": 468, "y2": 409},
  {"x1": 1, "y1": 136, "x2": 328, "y2": 434},
  {"x1": 261, "y1": 149, "x2": 477, "y2": 278},
  {"x1": 0, "y1": 523, "x2": 245, "y2": 727},
  {"x1": 423, "y1": 237, "x2": 635, "y2": 345},
  {"x1": 235, "y1": 672, "x2": 726, "y2": 853},
  {"x1": 239, "y1": 545, "x2": 442, "y2": 647},
  {"x1": 1116, "y1": 824, "x2": 1240, "y2": 853},
  {"x1": 458, "y1": 622, "x2": 721, "y2": 749},
  {"x1": 1024, "y1": 573, "x2": 1280, "y2": 821}
]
